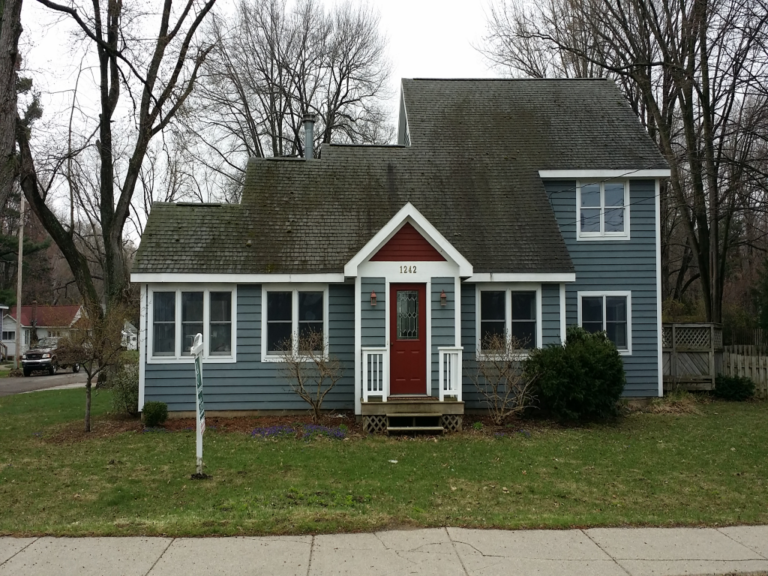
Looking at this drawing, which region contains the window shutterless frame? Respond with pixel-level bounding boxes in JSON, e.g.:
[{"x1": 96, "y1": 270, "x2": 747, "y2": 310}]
[
  {"x1": 261, "y1": 284, "x2": 330, "y2": 362},
  {"x1": 576, "y1": 180, "x2": 630, "y2": 240},
  {"x1": 475, "y1": 284, "x2": 542, "y2": 359},
  {"x1": 146, "y1": 285, "x2": 237, "y2": 363},
  {"x1": 577, "y1": 291, "x2": 632, "y2": 355}
]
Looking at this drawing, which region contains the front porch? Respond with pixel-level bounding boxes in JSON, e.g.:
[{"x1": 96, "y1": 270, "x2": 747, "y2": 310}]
[{"x1": 360, "y1": 346, "x2": 464, "y2": 433}]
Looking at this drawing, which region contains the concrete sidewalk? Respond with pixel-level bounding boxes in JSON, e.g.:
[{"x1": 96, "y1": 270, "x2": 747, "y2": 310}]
[{"x1": 1, "y1": 526, "x2": 767, "y2": 576}]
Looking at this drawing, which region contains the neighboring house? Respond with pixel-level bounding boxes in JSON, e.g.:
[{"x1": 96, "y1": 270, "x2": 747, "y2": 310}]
[
  {"x1": 131, "y1": 78, "x2": 669, "y2": 428},
  {"x1": 122, "y1": 321, "x2": 138, "y2": 351},
  {"x1": 0, "y1": 304, "x2": 7, "y2": 360},
  {"x1": 1, "y1": 304, "x2": 83, "y2": 358}
]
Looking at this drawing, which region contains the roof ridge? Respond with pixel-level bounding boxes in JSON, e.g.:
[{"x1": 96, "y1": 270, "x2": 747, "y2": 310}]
[{"x1": 408, "y1": 77, "x2": 609, "y2": 82}]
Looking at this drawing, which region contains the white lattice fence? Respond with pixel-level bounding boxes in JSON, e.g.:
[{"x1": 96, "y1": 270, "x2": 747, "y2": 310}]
[{"x1": 663, "y1": 323, "x2": 722, "y2": 391}]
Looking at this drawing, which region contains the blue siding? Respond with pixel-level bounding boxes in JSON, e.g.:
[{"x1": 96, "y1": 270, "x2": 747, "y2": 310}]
[
  {"x1": 144, "y1": 284, "x2": 355, "y2": 411},
  {"x1": 460, "y1": 285, "x2": 483, "y2": 408},
  {"x1": 542, "y1": 284, "x2": 561, "y2": 345},
  {"x1": 546, "y1": 179, "x2": 659, "y2": 396},
  {"x1": 361, "y1": 278, "x2": 385, "y2": 347},
  {"x1": 431, "y1": 278, "x2": 455, "y2": 397}
]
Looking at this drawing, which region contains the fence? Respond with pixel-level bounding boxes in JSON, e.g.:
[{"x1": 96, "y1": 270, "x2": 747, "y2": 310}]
[
  {"x1": 662, "y1": 323, "x2": 722, "y2": 391},
  {"x1": 721, "y1": 349, "x2": 768, "y2": 397}
]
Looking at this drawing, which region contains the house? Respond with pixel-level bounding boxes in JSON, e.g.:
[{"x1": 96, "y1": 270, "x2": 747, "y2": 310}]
[
  {"x1": 131, "y1": 78, "x2": 669, "y2": 430},
  {"x1": 122, "y1": 321, "x2": 138, "y2": 351},
  {"x1": 1, "y1": 304, "x2": 83, "y2": 358}
]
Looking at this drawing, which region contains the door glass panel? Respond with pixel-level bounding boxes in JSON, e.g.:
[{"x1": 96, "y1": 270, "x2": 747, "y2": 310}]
[{"x1": 397, "y1": 291, "x2": 419, "y2": 340}]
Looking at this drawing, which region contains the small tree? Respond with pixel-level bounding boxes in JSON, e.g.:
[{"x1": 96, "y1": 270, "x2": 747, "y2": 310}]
[
  {"x1": 57, "y1": 302, "x2": 128, "y2": 432},
  {"x1": 279, "y1": 329, "x2": 343, "y2": 423},
  {"x1": 470, "y1": 332, "x2": 537, "y2": 425}
]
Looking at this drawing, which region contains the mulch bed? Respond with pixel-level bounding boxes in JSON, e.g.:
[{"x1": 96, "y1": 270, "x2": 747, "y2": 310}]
[
  {"x1": 162, "y1": 412, "x2": 362, "y2": 435},
  {"x1": 43, "y1": 411, "x2": 364, "y2": 443}
]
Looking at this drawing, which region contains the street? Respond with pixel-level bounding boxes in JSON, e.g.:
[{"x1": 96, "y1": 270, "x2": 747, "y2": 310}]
[{"x1": 0, "y1": 370, "x2": 86, "y2": 397}]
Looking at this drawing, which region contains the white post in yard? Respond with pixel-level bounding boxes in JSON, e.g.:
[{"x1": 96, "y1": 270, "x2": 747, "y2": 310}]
[{"x1": 191, "y1": 333, "x2": 205, "y2": 476}]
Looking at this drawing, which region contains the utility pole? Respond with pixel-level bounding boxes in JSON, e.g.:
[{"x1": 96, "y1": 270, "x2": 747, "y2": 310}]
[{"x1": 14, "y1": 194, "x2": 24, "y2": 369}]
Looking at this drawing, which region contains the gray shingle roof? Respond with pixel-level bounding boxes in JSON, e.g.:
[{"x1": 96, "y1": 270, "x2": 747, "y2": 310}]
[{"x1": 133, "y1": 79, "x2": 667, "y2": 276}]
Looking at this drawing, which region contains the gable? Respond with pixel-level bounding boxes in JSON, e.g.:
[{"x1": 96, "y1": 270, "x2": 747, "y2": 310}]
[{"x1": 370, "y1": 223, "x2": 445, "y2": 262}]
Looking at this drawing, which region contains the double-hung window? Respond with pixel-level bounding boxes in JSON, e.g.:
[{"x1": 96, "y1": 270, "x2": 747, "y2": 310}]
[
  {"x1": 263, "y1": 286, "x2": 328, "y2": 360},
  {"x1": 477, "y1": 286, "x2": 540, "y2": 355},
  {"x1": 2, "y1": 331, "x2": 15, "y2": 341},
  {"x1": 578, "y1": 181, "x2": 629, "y2": 239},
  {"x1": 149, "y1": 287, "x2": 236, "y2": 362},
  {"x1": 578, "y1": 292, "x2": 631, "y2": 354}
]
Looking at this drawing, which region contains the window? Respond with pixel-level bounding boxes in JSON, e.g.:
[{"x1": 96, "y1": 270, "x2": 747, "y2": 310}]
[
  {"x1": 2, "y1": 331, "x2": 15, "y2": 341},
  {"x1": 209, "y1": 292, "x2": 232, "y2": 355},
  {"x1": 148, "y1": 287, "x2": 236, "y2": 362},
  {"x1": 477, "y1": 286, "x2": 540, "y2": 354},
  {"x1": 262, "y1": 286, "x2": 328, "y2": 360},
  {"x1": 577, "y1": 181, "x2": 629, "y2": 239},
  {"x1": 153, "y1": 292, "x2": 176, "y2": 356},
  {"x1": 578, "y1": 292, "x2": 631, "y2": 354}
]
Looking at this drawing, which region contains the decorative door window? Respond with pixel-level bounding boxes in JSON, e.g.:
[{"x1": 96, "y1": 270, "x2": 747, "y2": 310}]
[{"x1": 397, "y1": 291, "x2": 419, "y2": 339}]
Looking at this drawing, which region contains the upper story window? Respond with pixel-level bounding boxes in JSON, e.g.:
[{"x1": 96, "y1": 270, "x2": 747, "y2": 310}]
[
  {"x1": 577, "y1": 181, "x2": 630, "y2": 240},
  {"x1": 149, "y1": 287, "x2": 236, "y2": 363},
  {"x1": 578, "y1": 291, "x2": 632, "y2": 354},
  {"x1": 477, "y1": 286, "x2": 541, "y2": 356},
  {"x1": 262, "y1": 285, "x2": 328, "y2": 361}
]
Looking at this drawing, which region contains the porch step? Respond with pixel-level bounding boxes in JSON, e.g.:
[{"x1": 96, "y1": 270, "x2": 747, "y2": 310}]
[{"x1": 387, "y1": 426, "x2": 444, "y2": 432}]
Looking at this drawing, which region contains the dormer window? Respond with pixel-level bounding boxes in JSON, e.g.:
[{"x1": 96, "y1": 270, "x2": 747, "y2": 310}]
[{"x1": 577, "y1": 181, "x2": 630, "y2": 240}]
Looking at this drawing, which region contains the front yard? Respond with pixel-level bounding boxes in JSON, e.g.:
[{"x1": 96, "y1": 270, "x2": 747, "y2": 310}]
[{"x1": 0, "y1": 389, "x2": 766, "y2": 536}]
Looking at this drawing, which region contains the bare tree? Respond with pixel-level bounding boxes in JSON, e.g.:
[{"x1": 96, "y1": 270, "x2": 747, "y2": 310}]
[
  {"x1": 57, "y1": 300, "x2": 129, "y2": 432},
  {"x1": 482, "y1": 0, "x2": 768, "y2": 323},
  {"x1": 279, "y1": 329, "x2": 344, "y2": 423},
  {"x1": 470, "y1": 332, "x2": 537, "y2": 425},
  {"x1": 16, "y1": 0, "x2": 217, "y2": 312},
  {"x1": 178, "y1": 0, "x2": 393, "y2": 199},
  {"x1": 0, "y1": 0, "x2": 23, "y2": 212}
]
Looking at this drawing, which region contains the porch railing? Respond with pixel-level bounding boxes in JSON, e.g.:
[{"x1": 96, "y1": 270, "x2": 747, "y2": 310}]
[
  {"x1": 362, "y1": 347, "x2": 388, "y2": 402},
  {"x1": 438, "y1": 347, "x2": 463, "y2": 401}
]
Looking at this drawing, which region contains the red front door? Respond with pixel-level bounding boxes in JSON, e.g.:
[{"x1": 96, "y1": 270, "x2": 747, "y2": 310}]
[{"x1": 390, "y1": 283, "x2": 427, "y2": 395}]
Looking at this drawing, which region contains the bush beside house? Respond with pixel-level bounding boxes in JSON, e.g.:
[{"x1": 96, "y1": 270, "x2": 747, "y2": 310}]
[{"x1": 525, "y1": 327, "x2": 626, "y2": 422}]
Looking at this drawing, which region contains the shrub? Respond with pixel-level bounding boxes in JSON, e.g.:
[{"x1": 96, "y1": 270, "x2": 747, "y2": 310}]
[
  {"x1": 714, "y1": 375, "x2": 755, "y2": 401},
  {"x1": 524, "y1": 327, "x2": 626, "y2": 422},
  {"x1": 143, "y1": 401, "x2": 168, "y2": 427},
  {"x1": 107, "y1": 364, "x2": 140, "y2": 416},
  {"x1": 470, "y1": 332, "x2": 536, "y2": 425}
]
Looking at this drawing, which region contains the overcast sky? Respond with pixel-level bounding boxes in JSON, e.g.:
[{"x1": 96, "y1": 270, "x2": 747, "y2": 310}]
[{"x1": 20, "y1": 0, "x2": 500, "y2": 126}]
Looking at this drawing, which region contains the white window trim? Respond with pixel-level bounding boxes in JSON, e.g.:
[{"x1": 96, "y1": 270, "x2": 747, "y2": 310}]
[
  {"x1": 147, "y1": 284, "x2": 237, "y2": 364},
  {"x1": 475, "y1": 284, "x2": 543, "y2": 360},
  {"x1": 576, "y1": 180, "x2": 631, "y2": 241},
  {"x1": 577, "y1": 291, "x2": 632, "y2": 355},
  {"x1": 260, "y1": 284, "x2": 330, "y2": 363}
]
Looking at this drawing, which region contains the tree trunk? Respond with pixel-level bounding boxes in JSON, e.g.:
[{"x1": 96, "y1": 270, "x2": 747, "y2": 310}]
[
  {"x1": 0, "y1": 0, "x2": 23, "y2": 210},
  {"x1": 84, "y1": 378, "x2": 92, "y2": 432}
]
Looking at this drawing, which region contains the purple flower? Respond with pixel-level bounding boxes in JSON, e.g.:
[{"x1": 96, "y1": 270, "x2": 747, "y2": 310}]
[
  {"x1": 302, "y1": 424, "x2": 346, "y2": 440},
  {"x1": 251, "y1": 425, "x2": 297, "y2": 439}
]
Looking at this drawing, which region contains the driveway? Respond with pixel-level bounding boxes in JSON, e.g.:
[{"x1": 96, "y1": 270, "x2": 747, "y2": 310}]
[{"x1": 0, "y1": 370, "x2": 86, "y2": 397}]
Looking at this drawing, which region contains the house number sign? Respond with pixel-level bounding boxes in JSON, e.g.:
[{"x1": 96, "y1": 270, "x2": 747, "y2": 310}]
[{"x1": 399, "y1": 265, "x2": 417, "y2": 274}]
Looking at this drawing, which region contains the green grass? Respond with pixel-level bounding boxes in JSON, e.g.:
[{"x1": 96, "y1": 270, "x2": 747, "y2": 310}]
[{"x1": 0, "y1": 389, "x2": 766, "y2": 536}]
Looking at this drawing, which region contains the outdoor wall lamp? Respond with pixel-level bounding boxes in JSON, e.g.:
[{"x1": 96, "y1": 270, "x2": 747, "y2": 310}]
[
  {"x1": 370, "y1": 291, "x2": 377, "y2": 306},
  {"x1": 440, "y1": 290, "x2": 447, "y2": 307}
]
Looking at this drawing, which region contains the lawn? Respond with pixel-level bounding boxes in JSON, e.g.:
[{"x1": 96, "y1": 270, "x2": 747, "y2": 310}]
[{"x1": 0, "y1": 389, "x2": 766, "y2": 536}]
